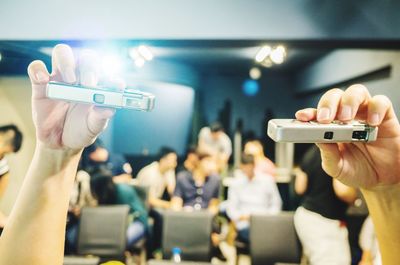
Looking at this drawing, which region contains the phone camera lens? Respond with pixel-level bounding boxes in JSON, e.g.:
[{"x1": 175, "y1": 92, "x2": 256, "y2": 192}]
[
  {"x1": 352, "y1": 131, "x2": 368, "y2": 140},
  {"x1": 324, "y1": 131, "x2": 334, "y2": 140}
]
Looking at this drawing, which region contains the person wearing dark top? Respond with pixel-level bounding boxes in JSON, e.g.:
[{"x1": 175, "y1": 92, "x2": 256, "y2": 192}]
[
  {"x1": 171, "y1": 153, "x2": 226, "y2": 261},
  {"x1": 90, "y1": 176, "x2": 148, "y2": 248},
  {"x1": 293, "y1": 145, "x2": 357, "y2": 265},
  {"x1": 80, "y1": 140, "x2": 133, "y2": 183},
  {"x1": 177, "y1": 145, "x2": 199, "y2": 174}
]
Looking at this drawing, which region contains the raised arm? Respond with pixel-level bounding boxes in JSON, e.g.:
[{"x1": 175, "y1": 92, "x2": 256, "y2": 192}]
[
  {"x1": 0, "y1": 44, "x2": 123, "y2": 265},
  {"x1": 295, "y1": 84, "x2": 400, "y2": 265}
]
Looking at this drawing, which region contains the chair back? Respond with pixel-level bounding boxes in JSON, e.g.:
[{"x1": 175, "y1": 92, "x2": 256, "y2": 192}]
[
  {"x1": 77, "y1": 205, "x2": 130, "y2": 258},
  {"x1": 250, "y1": 212, "x2": 302, "y2": 265},
  {"x1": 162, "y1": 210, "x2": 213, "y2": 261}
]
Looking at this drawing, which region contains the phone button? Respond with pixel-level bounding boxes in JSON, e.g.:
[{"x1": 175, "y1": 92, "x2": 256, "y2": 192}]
[{"x1": 93, "y1": 94, "x2": 105, "y2": 104}]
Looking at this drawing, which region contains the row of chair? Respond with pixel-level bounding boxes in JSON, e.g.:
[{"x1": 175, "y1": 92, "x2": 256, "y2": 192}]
[{"x1": 63, "y1": 205, "x2": 302, "y2": 265}]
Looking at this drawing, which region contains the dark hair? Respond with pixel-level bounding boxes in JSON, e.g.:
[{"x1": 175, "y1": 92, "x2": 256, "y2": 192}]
[
  {"x1": 185, "y1": 145, "x2": 198, "y2": 156},
  {"x1": 210, "y1": 122, "x2": 224, "y2": 133},
  {"x1": 241, "y1": 154, "x2": 255, "y2": 165},
  {"x1": 90, "y1": 176, "x2": 117, "y2": 205},
  {"x1": 0, "y1": 124, "x2": 23, "y2": 152},
  {"x1": 157, "y1": 146, "x2": 176, "y2": 161},
  {"x1": 196, "y1": 152, "x2": 212, "y2": 161}
]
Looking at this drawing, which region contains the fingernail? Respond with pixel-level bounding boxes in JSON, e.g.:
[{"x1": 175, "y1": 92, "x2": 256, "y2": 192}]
[
  {"x1": 340, "y1": 105, "x2": 352, "y2": 120},
  {"x1": 61, "y1": 66, "x2": 76, "y2": 83},
  {"x1": 317, "y1": 108, "x2": 330, "y2": 121},
  {"x1": 81, "y1": 72, "x2": 96, "y2": 86},
  {"x1": 35, "y1": 71, "x2": 48, "y2": 82},
  {"x1": 369, "y1": 113, "x2": 380, "y2": 125}
]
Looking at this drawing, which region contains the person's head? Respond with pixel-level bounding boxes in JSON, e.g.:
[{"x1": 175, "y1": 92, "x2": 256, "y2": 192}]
[
  {"x1": 185, "y1": 145, "x2": 199, "y2": 166},
  {"x1": 157, "y1": 147, "x2": 178, "y2": 172},
  {"x1": 90, "y1": 175, "x2": 116, "y2": 205},
  {"x1": 196, "y1": 153, "x2": 218, "y2": 176},
  {"x1": 0, "y1": 124, "x2": 23, "y2": 155},
  {"x1": 85, "y1": 140, "x2": 109, "y2": 162},
  {"x1": 244, "y1": 139, "x2": 265, "y2": 158},
  {"x1": 240, "y1": 153, "x2": 255, "y2": 179},
  {"x1": 210, "y1": 122, "x2": 224, "y2": 141}
]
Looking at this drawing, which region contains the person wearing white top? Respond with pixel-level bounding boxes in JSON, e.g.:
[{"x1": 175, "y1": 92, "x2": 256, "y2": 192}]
[
  {"x1": 359, "y1": 216, "x2": 382, "y2": 265},
  {"x1": 198, "y1": 122, "x2": 232, "y2": 172},
  {"x1": 227, "y1": 154, "x2": 282, "y2": 243}
]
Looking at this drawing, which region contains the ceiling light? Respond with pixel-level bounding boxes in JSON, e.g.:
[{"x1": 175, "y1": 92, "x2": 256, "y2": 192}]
[
  {"x1": 138, "y1": 45, "x2": 153, "y2": 61},
  {"x1": 249, "y1": 67, "x2": 261, "y2": 80},
  {"x1": 255, "y1": 46, "x2": 271, "y2": 63},
  {"x1": 270, "y1": 45, "x2": 286, "y2": 64},
  {"x1": 134, "y1": 57, "x2": 145, "y2": 68}
]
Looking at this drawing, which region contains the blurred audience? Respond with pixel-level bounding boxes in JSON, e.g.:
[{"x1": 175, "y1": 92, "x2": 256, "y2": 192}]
[
  {"x1": 227, "y1": 154, "x2": 282, "y2": 244},
  {"x1": 359, "y1": 216, "x2": 381, "y2": 265},
  {"x1": 137, "y1": 146, "x2": 177, "y2": 256},
  {"x1": 294, "y1": 145, "x2": 357, "y2": 265},
  {"x1": 243, "y1": 139, "x2": 276, "y2": 178},
  {"x1": 177, "y1": 145, "x2": 199, "y2": 173},
  {"x1": 171, "y1": 153, "x2": 226, "y2": 261},
  {"x1": 137, "y1": 147, "x2": 177, "y2": 209},
  {"x1": 198, "y1": 122, "x2": 232, "y2": 173},
  {"x1": 90, "y1": 176, "x2": 148, "y2": 249},
  {"x1": 0, "y1": 124, "x2": 23, "y2": 235},
  {"x1": 80, "y1": 140, "x2": 133, "y2": 183}
]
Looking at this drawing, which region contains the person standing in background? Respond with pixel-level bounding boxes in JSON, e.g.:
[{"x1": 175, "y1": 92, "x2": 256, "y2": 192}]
[
  {"x1": 294, "y1": 145, "x2": 357, "y2": 265},
  {"x1": 243, "y1": 139, "x2": 276, "y2": 178},
  {"x1": 0, "y1": 125, "x2": 23, "y2": 235},
  {"x1": 198, "y1": 122, "x2": 232, "y2": 173}
]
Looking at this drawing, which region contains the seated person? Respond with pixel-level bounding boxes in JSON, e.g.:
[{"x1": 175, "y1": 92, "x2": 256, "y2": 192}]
[
  {"x1": 227, "y1": 154, "x2": 282, "y2": 243},
  {"x1": 0, "y1": 125, "x2": 23, "y2": 235},
  {"x1": 90, "y1": 175, "x2": 148, "y2": 249},
  {"x1": 80, "y1": 140, "x2": 133, "y2": 183},
  {"x1": 137, "y1": 147, "x2": 177, "y2": 209},
  {"x1": 171, "y1": 153, "x2": 226, "y2": 261},
  {"x1": 177, "y1": 145, "x2": 199, "y2": 173},
  {"x1": 244, "y1": 139, "x2": 276, "y2": 178},
  {"x1": 137, "y1": 147, "x2": 177, "y2": 255}
]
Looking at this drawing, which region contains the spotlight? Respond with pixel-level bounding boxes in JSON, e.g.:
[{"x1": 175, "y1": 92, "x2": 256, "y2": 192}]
[
  {"x1": 101, "y1": 55, "x2": 122, "y2": 76},
  {"x1": 270, "y1": 45, "x2": 286, "y2": 64},
  {"x1": 255, "y1": 46, "x2": 271, "y2": 63},
  {"x1": 138, "y1": 45, "x2": 153, "y2": 61},
  {"x1": 249, "y1": 67, "x2": 261, "y2": 80}
]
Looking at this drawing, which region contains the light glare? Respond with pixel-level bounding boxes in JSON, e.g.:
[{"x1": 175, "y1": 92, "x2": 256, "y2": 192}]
[
  {"x1": 249, "y1": 67, "x2": 262, "y2": 80},
  {"x1": 138, "y1": 45, "x2": 153, "y2": 61},
  {"x1": 101, "y1": 55, "x2": 122, "y2": 76},
  {"x1": 255, "y1": 46, "x2": 271, "y2": 63},
  {"x1": 135, "y1": 57, "x2": 145, "y2": 68},
  {"x1": 270, "y1": 46, "x2": 286, "y2": 64}
]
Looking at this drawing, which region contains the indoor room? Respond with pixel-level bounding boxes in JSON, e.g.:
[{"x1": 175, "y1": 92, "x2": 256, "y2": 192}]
[{"x1": 0, "y1": 1, "x2": 399, "y2": 265}]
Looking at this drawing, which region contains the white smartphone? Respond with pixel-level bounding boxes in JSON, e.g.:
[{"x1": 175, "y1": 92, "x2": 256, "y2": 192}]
[
  {"x1": 267, "y1": 119, "x2": 378, "y2": 143},
  {"x1": 46, "y1": 81, "x2": 155, "y2": 111}
]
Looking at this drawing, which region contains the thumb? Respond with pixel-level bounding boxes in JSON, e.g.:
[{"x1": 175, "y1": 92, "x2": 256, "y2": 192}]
[{"x1": 316, "y1": 143, "x2": 344, "y2": 179}]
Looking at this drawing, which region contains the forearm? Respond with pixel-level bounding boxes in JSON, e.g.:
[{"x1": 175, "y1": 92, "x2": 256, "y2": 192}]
[
  {"x1": 0, "y1": 144, "x2": 82, "y2": 265},
  {"x1": 361, "y1": 184, "x2": 400, "y2": 265}
]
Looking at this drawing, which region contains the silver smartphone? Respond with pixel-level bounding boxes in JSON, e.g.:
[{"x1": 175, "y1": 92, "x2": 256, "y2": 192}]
[
  {"x1": 46, "y1": 81, "x2": 155, "y2": 111},
  {"x1": 267, "y1": 119, "x2": 378, "y2": 143}
]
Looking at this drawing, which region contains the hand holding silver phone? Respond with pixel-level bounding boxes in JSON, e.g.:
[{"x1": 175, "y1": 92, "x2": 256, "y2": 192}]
[
  {"x1": 46, "y1": 81, "x2": 155, "y2": 111},
  {"x1": 267, "y1": 119, "x2": 378, "y2": 143}
]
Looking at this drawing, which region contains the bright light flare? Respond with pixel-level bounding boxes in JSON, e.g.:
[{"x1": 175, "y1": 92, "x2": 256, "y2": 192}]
[
  {"x1": 138, "y1": 45, "x2": 153, "y2": 61},
  {"x1": 134, "y1": 57, "x2": 145, "y2": 68},
  {"x1": 270, "y1": 45, "x2": 286, "y2": 64},
  {"x1": 255, "y1": 46, "x2": 271, "y2": 63},
  {"x1": 101, "y1": 55, "x2": 122, "y2": 76}
]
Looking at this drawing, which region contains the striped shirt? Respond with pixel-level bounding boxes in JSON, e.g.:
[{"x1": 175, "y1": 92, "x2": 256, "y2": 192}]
[{"x1": 0, "y1": 157, "x2": 9, "y2": 177}]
